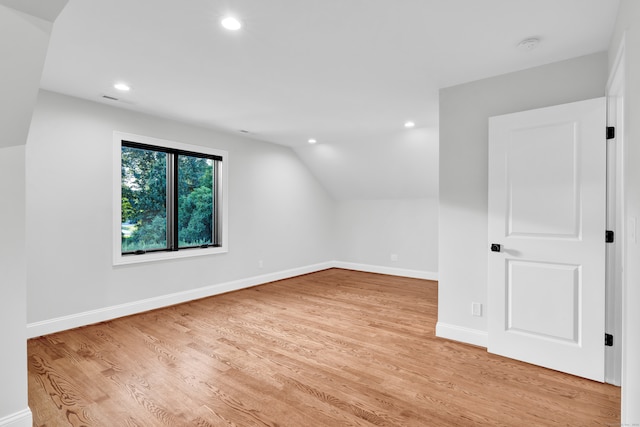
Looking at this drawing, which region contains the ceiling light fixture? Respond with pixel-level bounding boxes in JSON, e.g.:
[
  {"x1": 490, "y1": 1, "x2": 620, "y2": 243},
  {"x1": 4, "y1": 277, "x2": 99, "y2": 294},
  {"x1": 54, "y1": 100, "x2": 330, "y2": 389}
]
[
  {"x1": 308, "y1": 138, "x2": 317, "y2": 144},
  {"x1": 114, "y1": 82, "x2": 131, "y2": 91},
  {"x1": 517, "y1": 37, "x2": 540, "y2": 52},
  {"x1": 404, "y1": 121, "x2": 415, "y2": 128},
  {"x1": 221, "y1": 16, "x2": 242, "y2": 31}
]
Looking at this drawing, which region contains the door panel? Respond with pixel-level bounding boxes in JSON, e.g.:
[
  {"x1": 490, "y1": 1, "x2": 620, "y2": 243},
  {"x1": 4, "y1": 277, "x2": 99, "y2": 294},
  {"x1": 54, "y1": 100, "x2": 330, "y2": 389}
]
[
  {"x1": 507, "y1": 123, "x2": 579, "y2": 238},
  {"x1": 507, "y1": 260, "x2": 580, "y2": 342},
  {"x1": 488, "y1": 97, "x2": 606, "y2": 382}
]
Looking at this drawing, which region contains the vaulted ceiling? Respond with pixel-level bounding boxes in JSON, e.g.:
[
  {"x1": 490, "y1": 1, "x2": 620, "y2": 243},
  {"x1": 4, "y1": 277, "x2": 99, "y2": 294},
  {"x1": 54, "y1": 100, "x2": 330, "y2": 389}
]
[{"x1": 38, "y1": 0, "x2": 619, "y2": 199}]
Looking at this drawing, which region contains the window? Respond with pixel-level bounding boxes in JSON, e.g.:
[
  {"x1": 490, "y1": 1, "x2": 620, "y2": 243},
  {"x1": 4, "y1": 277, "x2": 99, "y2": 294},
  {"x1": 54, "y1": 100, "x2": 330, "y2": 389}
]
[{"x1": 113, "y1": 132, "x2": 228, "y2": 265}]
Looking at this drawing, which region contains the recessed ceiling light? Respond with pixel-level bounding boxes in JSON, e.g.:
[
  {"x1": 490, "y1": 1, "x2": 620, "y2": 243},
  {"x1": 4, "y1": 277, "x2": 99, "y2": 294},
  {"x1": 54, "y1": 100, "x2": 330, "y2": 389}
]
[
  {"x1": 404, "y1": 121, "x2": 415, "y2": 128},
  {"x1": 114, "y1": 82, "x2": 130, "y2": 91},
  {"x1": 308, "y1": 138, "x2": 317, "y2": 144},
  {"x1": 221, "y1": 16, "x2": 242, "y2": 31}
]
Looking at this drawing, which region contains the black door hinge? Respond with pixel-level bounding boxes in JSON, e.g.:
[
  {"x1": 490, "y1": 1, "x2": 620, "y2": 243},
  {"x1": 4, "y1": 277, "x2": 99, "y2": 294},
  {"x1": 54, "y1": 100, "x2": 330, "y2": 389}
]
[
  {"x1": 606, "y1": 230, "x2": 615, "y2": 243},
  {"x1": 605, "y1": 333, "x2": 614, "y2": 347},
  {"x1": 607, "y1": 126, "x2": 615, "y2": 140}
]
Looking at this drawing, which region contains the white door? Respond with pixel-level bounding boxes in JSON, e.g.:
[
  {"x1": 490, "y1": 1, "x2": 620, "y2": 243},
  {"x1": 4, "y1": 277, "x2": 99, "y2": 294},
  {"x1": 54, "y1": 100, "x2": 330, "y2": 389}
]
[{"x1": 488, "y1": 97, "x2": 606, "y2": 382}]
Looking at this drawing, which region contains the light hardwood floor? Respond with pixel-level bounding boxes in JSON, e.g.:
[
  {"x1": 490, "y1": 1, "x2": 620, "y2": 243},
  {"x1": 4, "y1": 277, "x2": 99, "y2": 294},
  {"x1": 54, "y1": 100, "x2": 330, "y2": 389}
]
[{"x1": 28, "y1": 268, "x2": 620, "y2": 426}]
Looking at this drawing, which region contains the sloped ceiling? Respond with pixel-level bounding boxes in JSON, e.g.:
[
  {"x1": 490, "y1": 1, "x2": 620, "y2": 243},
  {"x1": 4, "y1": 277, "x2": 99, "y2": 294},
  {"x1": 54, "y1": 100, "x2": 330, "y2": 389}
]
[
  {"x1": 0, "y1": 0, "x2": 68, "y2": 22},
  {"x1": 39, "y1": 0, "x2": 619, "y2": 200},
  {"x1": 0, "y1": 0, "x2": 68, "y2": 149}
]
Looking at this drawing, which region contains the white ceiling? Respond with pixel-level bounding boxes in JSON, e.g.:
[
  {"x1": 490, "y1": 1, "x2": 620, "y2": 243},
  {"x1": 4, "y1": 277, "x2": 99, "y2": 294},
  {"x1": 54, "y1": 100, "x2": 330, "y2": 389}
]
[{"x1": 39, "y1": 0, "x2": 619, "y2": 200}]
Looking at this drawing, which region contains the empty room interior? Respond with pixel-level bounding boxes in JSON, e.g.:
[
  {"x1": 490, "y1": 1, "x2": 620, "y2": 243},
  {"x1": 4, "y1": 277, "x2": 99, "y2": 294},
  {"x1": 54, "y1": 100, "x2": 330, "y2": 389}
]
[{"x1": 2, "y1": 0, "x2": 640, "y2": 425}]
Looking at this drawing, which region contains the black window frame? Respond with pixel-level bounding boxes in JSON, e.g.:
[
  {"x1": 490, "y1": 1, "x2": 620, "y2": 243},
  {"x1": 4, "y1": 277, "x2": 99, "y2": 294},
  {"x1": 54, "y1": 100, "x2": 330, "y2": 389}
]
[{"x1": 121, "y1": 140, "x2": 223, "y2": 256}]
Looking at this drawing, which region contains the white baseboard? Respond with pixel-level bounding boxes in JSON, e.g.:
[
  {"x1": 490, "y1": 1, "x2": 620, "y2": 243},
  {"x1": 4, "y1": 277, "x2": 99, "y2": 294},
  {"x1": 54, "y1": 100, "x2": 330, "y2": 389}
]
[
  {"x1": 27, "y1": 261, "x2": 333, "y2": 338},
  {"x1": 27, "y1": 261, "x2": 439, "y2": 338},
  {"x1": 333, "y1": 261, "x2": 438, "y2": 281},
  {"x1": 436, "y1": 322, "x2": 488, "y2": 348},
  {"x1": 0, "y1": 409, "x2": 32, "y2": 427}
]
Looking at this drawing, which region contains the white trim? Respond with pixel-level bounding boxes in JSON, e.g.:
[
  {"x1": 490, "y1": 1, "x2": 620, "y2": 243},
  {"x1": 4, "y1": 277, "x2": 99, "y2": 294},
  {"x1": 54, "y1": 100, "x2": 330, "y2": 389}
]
[
  {"x1": 27, "y1": 261, "x2": 333, "y2": 338},
  {"x1": 605, "y1": 34, "x2": 626, "y2": 387},
  {"x1": 435, "y1": 322, "x2": 488, "y2": 348},
  {"x1": 112, "y1": 131, "x2": 229, "y2": 266},
  {"x1": 0, "y1": 409, "x2": 32, "y2": 427},
  {"x1": 332, "y1": 261, "x2": 438, "y2": 281},
  {"x1": 608, "y1": 33, "x2": 634, "y2": 426},
  {"x1": 114, "y1": 245, "x2": 228, "y2": 265}
]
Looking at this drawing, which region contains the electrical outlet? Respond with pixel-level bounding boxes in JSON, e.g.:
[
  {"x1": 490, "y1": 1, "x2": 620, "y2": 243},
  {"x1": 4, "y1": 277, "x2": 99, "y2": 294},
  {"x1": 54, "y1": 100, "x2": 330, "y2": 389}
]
[
  {"x1": 258, "y1": 259, "x2": 264, "y2": 268},
  {"x1": 472, "y1": 302, "x2": 482, "y2": 317},
  {"x1": 390, "y1": 254, "x2": 399, "y2": 262}
]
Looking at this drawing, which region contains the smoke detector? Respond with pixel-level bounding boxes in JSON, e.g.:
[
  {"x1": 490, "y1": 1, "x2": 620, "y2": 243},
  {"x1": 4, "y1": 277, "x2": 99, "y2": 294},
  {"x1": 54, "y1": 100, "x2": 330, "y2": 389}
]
[{"x1": 517, "y1": 37, "x2": 540, "y2": 52}]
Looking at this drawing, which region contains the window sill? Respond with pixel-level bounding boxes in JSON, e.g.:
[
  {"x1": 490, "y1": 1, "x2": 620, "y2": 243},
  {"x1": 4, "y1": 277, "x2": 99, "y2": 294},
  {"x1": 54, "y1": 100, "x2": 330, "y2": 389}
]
[{"x1": 113, "y1": 245, "x2": 228, "y2": 266}]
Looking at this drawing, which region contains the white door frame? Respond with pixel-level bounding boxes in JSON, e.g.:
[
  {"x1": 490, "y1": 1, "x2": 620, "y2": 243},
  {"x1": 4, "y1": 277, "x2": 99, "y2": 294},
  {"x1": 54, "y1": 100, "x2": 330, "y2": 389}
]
[{"x1": 605, "y1": 35, "x2": 626, "y2": 387}]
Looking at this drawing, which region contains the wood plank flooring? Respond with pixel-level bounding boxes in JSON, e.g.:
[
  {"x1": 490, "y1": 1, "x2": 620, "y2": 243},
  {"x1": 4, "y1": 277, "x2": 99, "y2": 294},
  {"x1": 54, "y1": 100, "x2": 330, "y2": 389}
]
[{"x1": 28, "y1": 268, "x2": 620, "y2": 426}]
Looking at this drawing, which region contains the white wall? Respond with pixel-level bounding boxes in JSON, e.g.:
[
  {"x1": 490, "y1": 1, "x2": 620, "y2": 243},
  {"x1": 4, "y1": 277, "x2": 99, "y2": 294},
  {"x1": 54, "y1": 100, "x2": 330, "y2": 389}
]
[
  {"x1": 335, "y1": 198, "x2": 438, "y2": 278},
  {"x1": 0, "y1": 4, "x2": 57, "y2": 426},
  {"x1": 26, "y1": 90, "x2": 336, "y2": 329},
  {"x1": 0, "y1": 146, "x2": 29, "y2": 426},
  {"x1": 438, "y1": 52, "x2": 608, "y2": 345},
  {"x1": 609, "y1": 1, "x2": 640, "y2": 423}
]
